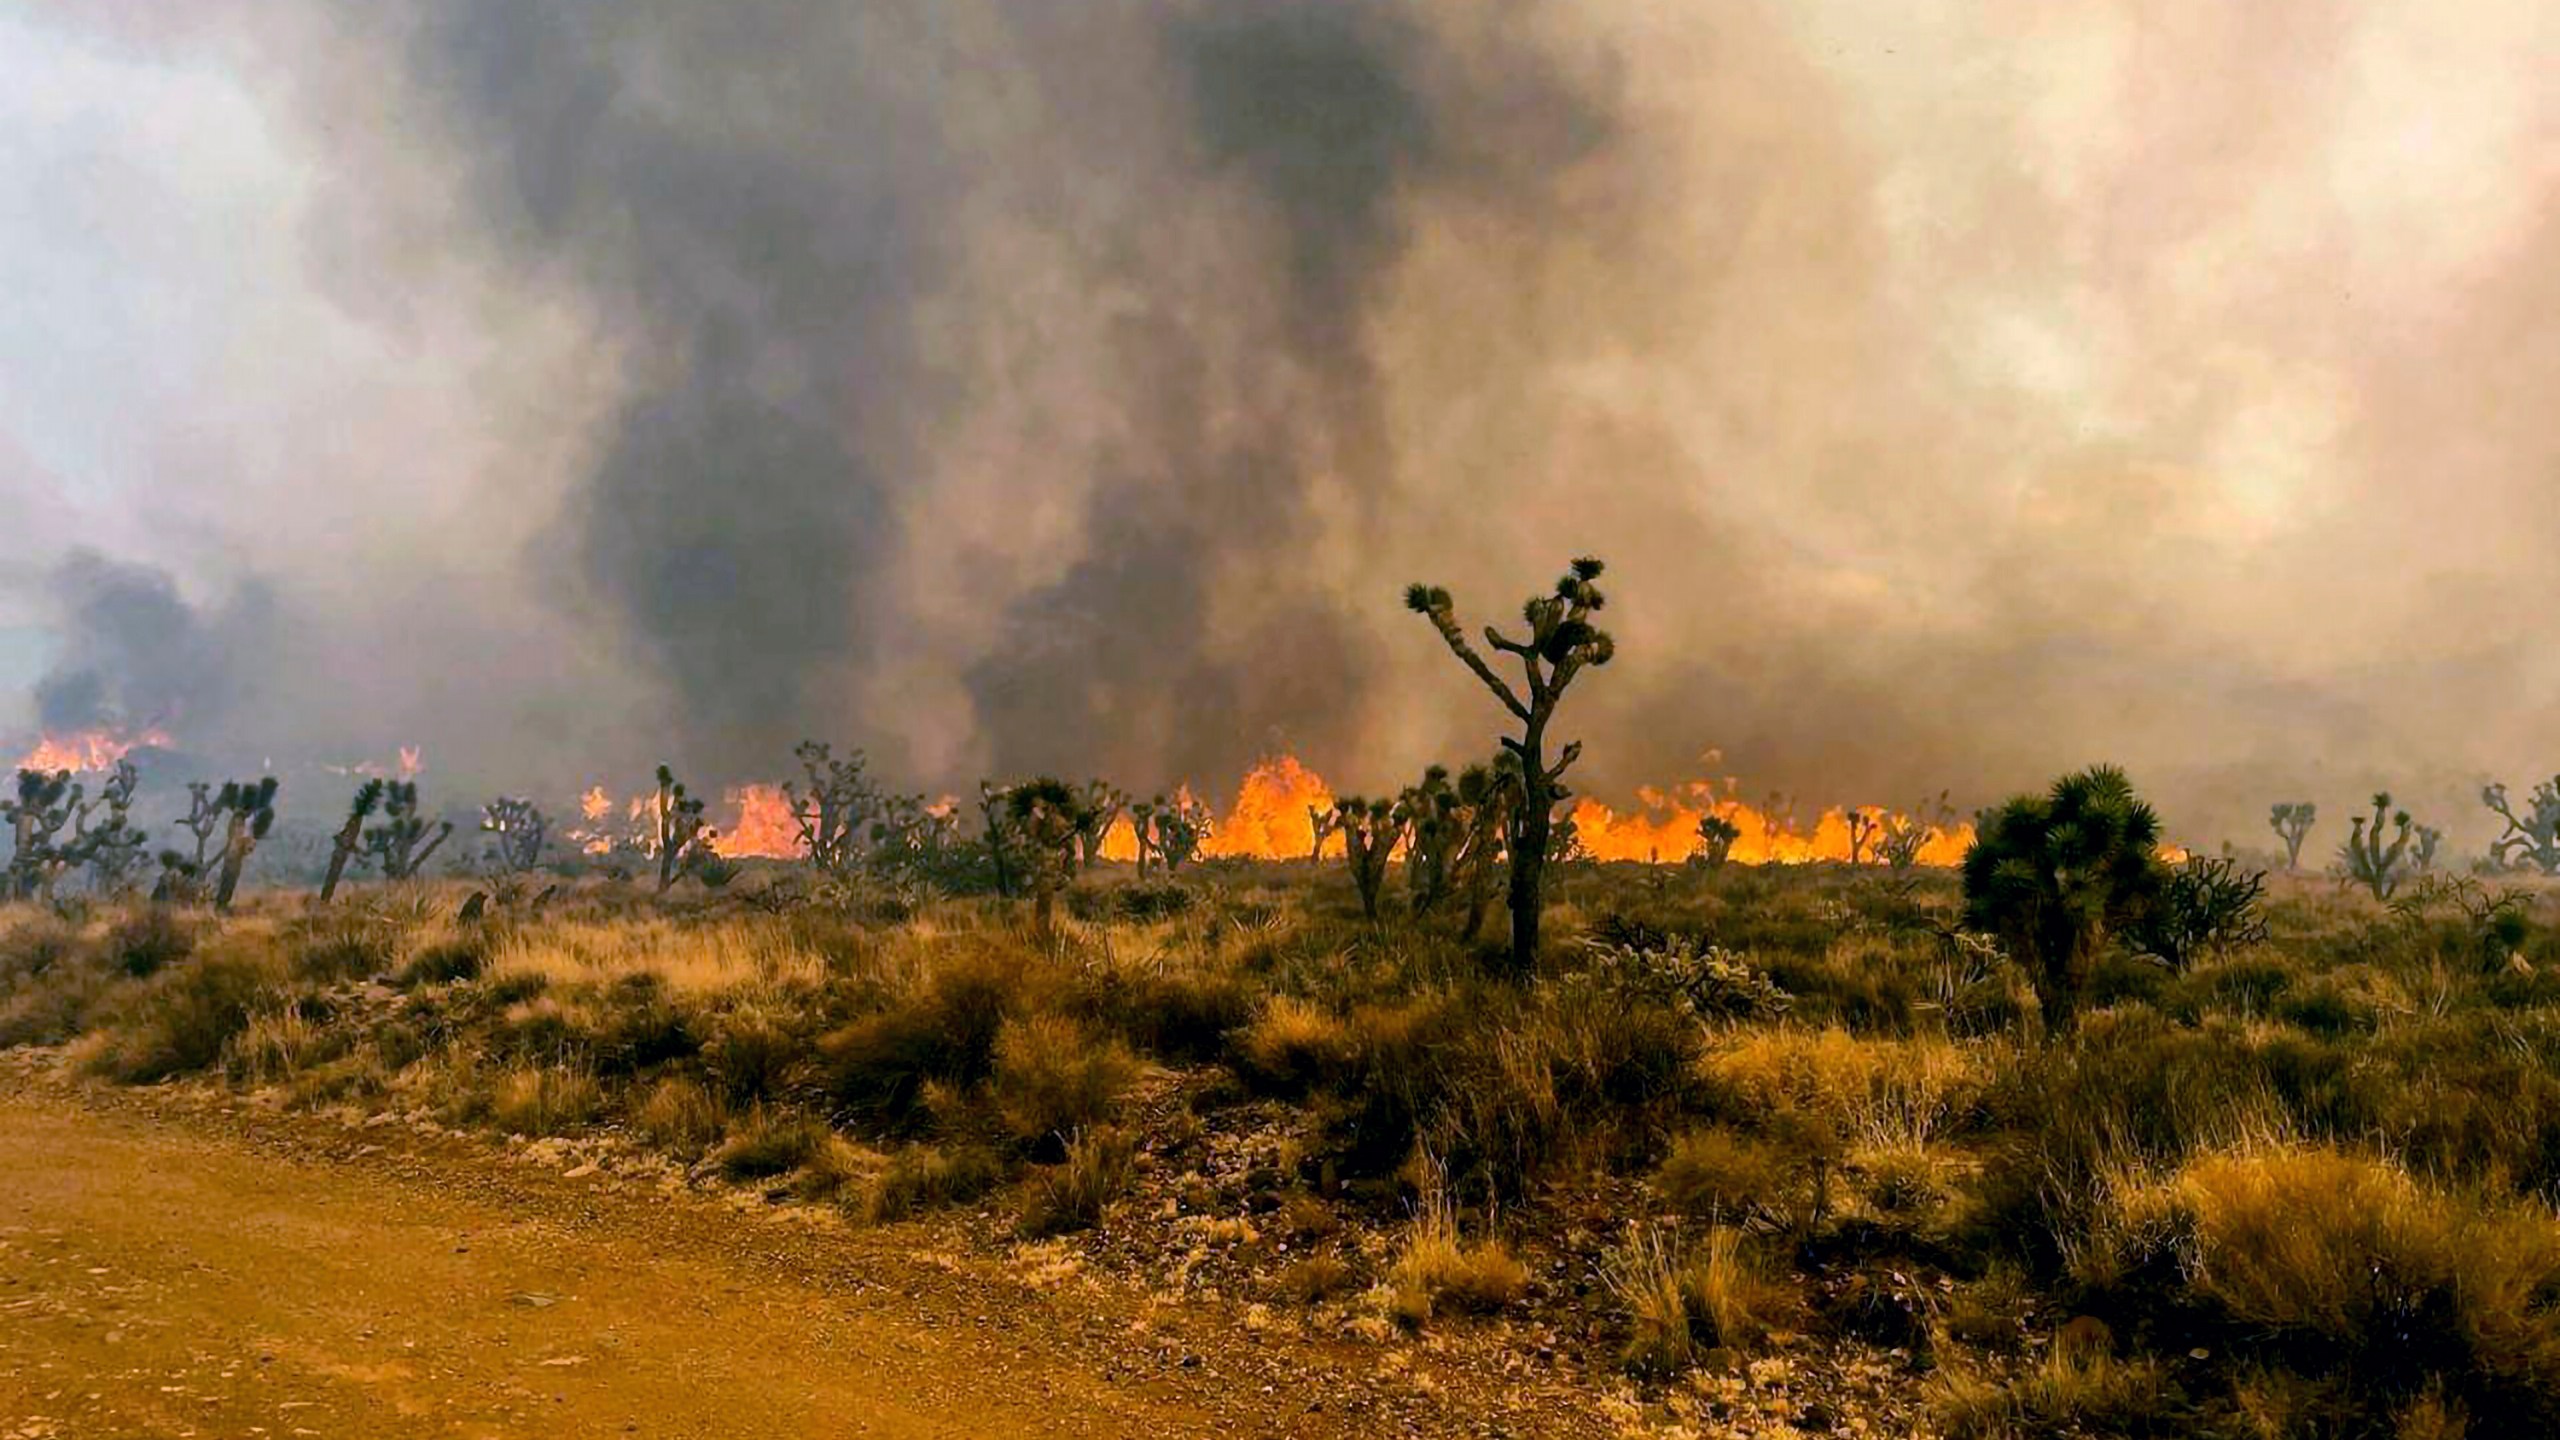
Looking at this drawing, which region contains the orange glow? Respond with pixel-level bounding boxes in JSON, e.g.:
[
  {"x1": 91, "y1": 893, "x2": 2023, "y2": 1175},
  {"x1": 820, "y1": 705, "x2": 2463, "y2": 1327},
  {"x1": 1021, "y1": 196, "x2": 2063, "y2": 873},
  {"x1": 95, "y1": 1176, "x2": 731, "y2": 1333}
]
[
  {"x1": 1567, "y1": 783, "x2": 1974, "y2": 866},
  {"x1": 12, "y1": 727, "x2": 170, "y2": 774},
  {"x1": 399, "y1": 745, "x2": 423, "y2": 779},
  {"x1": 717, "y1": 783, "x2": 799, "y2": 859},
  {"x1": 1202, "y1": 755, "x2": 1335, "y2": 860}
]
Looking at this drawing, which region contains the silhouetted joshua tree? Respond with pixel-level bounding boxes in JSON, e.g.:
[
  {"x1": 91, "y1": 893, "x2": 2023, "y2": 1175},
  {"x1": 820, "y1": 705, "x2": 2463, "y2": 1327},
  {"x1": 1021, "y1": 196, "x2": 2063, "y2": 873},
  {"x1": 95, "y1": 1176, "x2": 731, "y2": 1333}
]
[
  {"x1": 1307, "y1": 803, "x2": 1343, "y2": 863},
  {"x1": 320, "y1": 780, "x2": 384, "y2": 902},
  {"x1": 784, "y1": 741, "x2": 882, "y2": 877},
  {"x1": 1693, "y1": 813, "x2": 1741, "y2": 870},
  {"x1": 652, "y1": 765, "x2": 718, "y2": 894},
  {"x1": 3, "y1": 768, "x2": 78, "y2": 901},
  {"x1": 2341, "y1": 792, "x2": 2417, "y2": 901},
  {"x1": 481, "y1": 797, "x2": 551, "y2": 878},
  {"x1": 1407, "y1": 557, "x2": 1615, "y2": 973},
  {"x1": 1006, "y1": 778, "x2": 1094, "y2": 945},
  {"x1": 2267, "y1": 802, "x2": 2317, "y2": 871},
  {"x1": 68, "y1": 760, "x2": 147, "y2": 897},
  {"x1": 2483, "y1": 777, "x2": 2560, "y2": 876},
  {"x1": 364, "y1": 781, "x2": 453, "y2": 882},
  {"x1": 1335, "y1": 795, "x2": 1404, "y2": 921}
]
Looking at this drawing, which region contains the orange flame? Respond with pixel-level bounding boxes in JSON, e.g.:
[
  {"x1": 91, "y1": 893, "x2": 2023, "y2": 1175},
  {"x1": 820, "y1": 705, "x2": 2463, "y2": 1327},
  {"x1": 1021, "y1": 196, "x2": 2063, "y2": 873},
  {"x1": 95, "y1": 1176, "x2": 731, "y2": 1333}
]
[
  {"x1": 1202, "y1": 755, "x2": 1336, "y2": 860},
  {"x1": 1566, "y1": 783, "x2": 1975, "y2": 866},
  {"x1": 12, "y1": 727, "x2": 170, "y2": 774},
  {"x1": 717, "y1": 783, "x2": 800, "y2": 859}
]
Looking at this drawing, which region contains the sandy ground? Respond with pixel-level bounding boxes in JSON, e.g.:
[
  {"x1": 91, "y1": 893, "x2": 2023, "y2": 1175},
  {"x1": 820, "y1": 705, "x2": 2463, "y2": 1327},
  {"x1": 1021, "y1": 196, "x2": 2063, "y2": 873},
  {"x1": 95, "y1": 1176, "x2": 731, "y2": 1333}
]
[{"x1": 0, "y1": 1083, "x2": 1610, "y2": 1439}]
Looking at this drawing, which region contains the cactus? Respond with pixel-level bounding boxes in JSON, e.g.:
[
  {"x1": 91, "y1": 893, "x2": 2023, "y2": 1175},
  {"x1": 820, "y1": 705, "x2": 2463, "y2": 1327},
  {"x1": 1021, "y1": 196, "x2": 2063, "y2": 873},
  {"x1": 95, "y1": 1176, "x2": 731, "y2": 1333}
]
[
  {"x1": 1406, "y1": 557, "x2": 1616, "y2": 973},
  {"x1": 2267, "y1": 802, "x2": 2317, "y2": 871},
  {"x1": 1396, "y1": 766, "x2": 1458, "y2": 914},
  {"x1": 2340, "y1": 792, "x2": 2417, "y2": 901},
  {"x1": 1005, "y1": 778, "x2": 1095, "y2": 944},
  {"x1": 2483, "y1": 777, "x2": 2560, "y2": 876},
  {"x1": 651, "y1": 765, "x2": 718, "y2": 893},
  {"x1": 2, "y1": 768, "x2": 80, "y2": 901},
  {"x1": 1692, "y1": 812, "x2": 1741, "y2": 870},
  {"x1": 1961, "y1": 765, "x2": 2168, "y2": 1028},
  {"x1": 321, "y1": 780, "x2": 385, "y2": 902},
  {"x1": 481, "y1": 796, "x2": 551, "y2": 877},
  {"x1": 362, "y1": 781, "x2": 454, "y2": 882},
  {"x1": 1334, "y1": 795, "x2": 1404, "y2": 920},
  {"x1": 2413, "y1": 824, "x2": 2444, "y2": 875}
]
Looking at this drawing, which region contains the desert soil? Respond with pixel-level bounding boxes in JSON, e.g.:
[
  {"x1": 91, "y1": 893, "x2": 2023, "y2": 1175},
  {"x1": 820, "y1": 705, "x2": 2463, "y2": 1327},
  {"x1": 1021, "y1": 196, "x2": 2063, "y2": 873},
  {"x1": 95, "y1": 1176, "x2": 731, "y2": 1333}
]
[{"x1": 0, "y1": 1075, "x2": 1625, "y2": 1440}]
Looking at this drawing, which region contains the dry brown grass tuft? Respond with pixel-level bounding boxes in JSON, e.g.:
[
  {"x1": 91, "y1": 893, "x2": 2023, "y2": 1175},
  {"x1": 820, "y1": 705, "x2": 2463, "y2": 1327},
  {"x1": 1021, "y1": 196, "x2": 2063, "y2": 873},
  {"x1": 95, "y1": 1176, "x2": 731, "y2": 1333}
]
[
  {"x1": 1385, "y1": 1193, "x2": 1527, "y2": 1328},
  {"x1": 489, "y1": 1065, "x2": 604, "y2": 1136},
  {"x1": 990, "y1": 1014, "x2": 1138, "y2": 1148}
]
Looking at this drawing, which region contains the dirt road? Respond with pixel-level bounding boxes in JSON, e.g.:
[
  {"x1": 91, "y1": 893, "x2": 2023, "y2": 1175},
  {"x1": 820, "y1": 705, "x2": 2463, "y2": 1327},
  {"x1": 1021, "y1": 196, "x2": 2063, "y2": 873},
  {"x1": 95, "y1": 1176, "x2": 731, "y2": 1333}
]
[{"x1": 0, "y1": 1086, "x2": 1602, "y2": 1439}]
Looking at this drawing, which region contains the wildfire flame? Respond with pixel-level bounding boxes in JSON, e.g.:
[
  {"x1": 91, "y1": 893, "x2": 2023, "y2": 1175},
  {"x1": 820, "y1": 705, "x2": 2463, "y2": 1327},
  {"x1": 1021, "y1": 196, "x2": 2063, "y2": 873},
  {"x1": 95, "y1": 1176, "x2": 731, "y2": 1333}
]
[
  {"x1": 717, "y1": 784, "x2": 799, "y2": 859},
  {"x1": 11, "y1": 727, "x2": 171, "y2": 774}
]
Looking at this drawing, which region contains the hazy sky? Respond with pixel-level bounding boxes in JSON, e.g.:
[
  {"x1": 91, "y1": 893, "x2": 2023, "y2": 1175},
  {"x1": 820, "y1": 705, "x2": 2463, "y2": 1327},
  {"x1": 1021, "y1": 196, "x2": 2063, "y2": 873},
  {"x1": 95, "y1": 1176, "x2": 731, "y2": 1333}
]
[{"x1": 1, "y1": 2, "x2": 2553, "y2": 848}]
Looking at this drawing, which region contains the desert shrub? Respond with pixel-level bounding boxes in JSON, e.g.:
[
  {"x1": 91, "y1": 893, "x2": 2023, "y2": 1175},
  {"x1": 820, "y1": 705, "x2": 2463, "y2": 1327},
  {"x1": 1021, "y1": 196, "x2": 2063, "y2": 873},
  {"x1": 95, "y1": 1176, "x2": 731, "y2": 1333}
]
[
  {"x1": 699, "y1": 1002, "x2": 808, "y2": 1103},
  {"x1": 1073, "y1": 963, "x2": 1251, "y2": 1063},
  {"x1": 396, "y1": 936, "x2": 488, "y2": 988},
  {"x1": 636, "y1": 1076, "x2": 729, "y2": 1155},
  {"x1": 226, "y1": 1004, "x2": 350, "y2": 1086},
  {"x1": 816, "y1": 952, "x2": 1015, "y2": 1128},
  {"x1": 1229, "y1": 994, "x2": 1358, "y2": 1095},
  {"x1": 89, "y1": 943, "x2": 284, "y2": 1083},
  {"x1": 1387, "y1": 1193, "x2": 1528, "y2": 1327},
  {"x1": 989, "y1": 1013, "x2": 1137, "y2": 1149},
  {"x1": 102, "y1": 908, "x2": 197, "y2": 979},
  {"x1": 1017, "y1": 1126, "x2": 1135, "y2": 1236},
  {"x1": 1656, "y1": 1126, "x2": 1801, "y2": 1222},
  {"x1": 0, "y1": 915, "x2": 80, "y2": 984},
  {"x1": 2076, "y1": 1143, "x2": 2560, "y2": 1427},
  {"x1": 1575, "y1": 934, "x2": 1791, "y2": 1022},
  {"x1": 1604, "y1": 1223, "x2": 1794, "y2": 1376},
  {"x1": 712, "y1": 1107, "x2": 831, "y2": 1180},
  {"x1": 488, "y1": 1065, "x2": 604, "y2": 1135},
  {"x1": 1276, "y1": 1253, "x2": 1359, "y2": 1304},
  {"x1": 0, "y1": 969, "x2": 106, "y2": 1049},
  {"x1": 1932, "y1": 1344, "x2": 2173, "y2": 1440},
  {"x1": 584, "y1": 972, "x2": 700, "y2": 1074},
  {"x1": 2127, "y1": 856, "x2": 2270, "y2": 972},
  {"x1": 867, "y1": 1142, "x2": 1006, "y2": 1222}
]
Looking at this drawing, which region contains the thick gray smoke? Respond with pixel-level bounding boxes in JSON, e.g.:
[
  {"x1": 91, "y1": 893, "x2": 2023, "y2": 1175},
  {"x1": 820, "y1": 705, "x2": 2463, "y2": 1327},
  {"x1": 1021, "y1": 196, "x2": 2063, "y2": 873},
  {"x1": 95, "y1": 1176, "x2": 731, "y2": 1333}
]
[{"x1": 1, "y1": 2, "x2": 2553, "y2": 849}]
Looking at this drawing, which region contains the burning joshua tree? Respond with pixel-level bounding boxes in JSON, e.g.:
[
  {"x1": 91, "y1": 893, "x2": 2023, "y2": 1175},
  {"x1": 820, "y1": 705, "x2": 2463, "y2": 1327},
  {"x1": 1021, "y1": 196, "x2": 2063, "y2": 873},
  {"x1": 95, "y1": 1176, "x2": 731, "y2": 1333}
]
[{"x1": 1406, "y1": 557, "x2": 1615, "y2": 972}]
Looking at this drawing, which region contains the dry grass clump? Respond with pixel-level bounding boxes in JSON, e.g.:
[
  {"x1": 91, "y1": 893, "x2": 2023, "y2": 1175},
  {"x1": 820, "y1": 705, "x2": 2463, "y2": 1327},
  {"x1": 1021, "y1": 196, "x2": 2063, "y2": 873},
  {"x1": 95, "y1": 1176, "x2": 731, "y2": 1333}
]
[
  {"x1": 1276, "y1": 1253, "x2": 1359, "y2": 1304},
  {"x1": 1385, "y1": 1193, "x2": 1528, "y2": 1328},
  {"x1": 482, "y1": 916, "x2": 828, "y2": 996},
  {"x1": 990, "y1": 1014, "x2": 1137, "y2": 1148},
  {"x1": 1654, "y1": 1125, "x2": 1802, "y2": 1223},
  {"x1": 1017, "y1": 1126, "x2": 1136, "y2": 1237},
  {"x1": 711, "y1": 1106, "x2": 832, "y2": 1180},
  {"x1": 488, "y1": 1064, "x2": 605, "y2": 1136},
  {"x1": 1932, "y1": 1342, "x2": 2171, "y2": 1439},
  {"x1": 84, "y1": 938, "x2": 285, "y2": 1083},
  {"x1": 867, "y1": 1142, "x2": 1005, "y2": 1223},
  {"x1": 698, "y1": 1001, "x2": 810, "y2": 1103},
  {"x1": 1603, "y1": 1222, "x2": 1795, "y2": 1376},
  {"x1": 1229, "y1": 995, "x2": 1357, "y2": 1093},
  {"x1": 817, "y1": 950, "x2": 1019, "y2": 1127},
  {"x1": 635, "y1": 1075, "x2": 729, "y2": 1155}
]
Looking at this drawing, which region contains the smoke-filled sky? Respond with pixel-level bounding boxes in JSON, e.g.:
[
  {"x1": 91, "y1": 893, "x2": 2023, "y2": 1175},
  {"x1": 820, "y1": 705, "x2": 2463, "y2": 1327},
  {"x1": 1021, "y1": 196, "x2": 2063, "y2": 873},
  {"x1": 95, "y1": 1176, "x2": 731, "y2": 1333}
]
[{"x1": 1, "y1": 1, "x2": 2553, "y2": 848}]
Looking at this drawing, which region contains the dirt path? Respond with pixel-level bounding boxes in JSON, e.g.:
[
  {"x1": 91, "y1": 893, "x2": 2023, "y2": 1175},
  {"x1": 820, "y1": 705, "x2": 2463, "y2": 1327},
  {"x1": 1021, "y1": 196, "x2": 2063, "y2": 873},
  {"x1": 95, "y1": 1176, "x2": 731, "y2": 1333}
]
[{"x1": 0, "y1": 1085, "x2": 1606, "y2": 1439}]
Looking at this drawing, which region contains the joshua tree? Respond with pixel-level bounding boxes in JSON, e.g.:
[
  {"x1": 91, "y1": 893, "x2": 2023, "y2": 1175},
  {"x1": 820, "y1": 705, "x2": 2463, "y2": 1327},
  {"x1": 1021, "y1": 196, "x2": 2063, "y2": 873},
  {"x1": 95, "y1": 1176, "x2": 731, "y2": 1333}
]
[
  {"x1": 320, "y1": 780, "x2": 384, "y2": 902},
  {"x1": 1878, "y1": 792, "x2": 1955, "y2": 876},
  {"x1": 2340, "y1": 792, "x2": 2417, "y2": 901},
  {"x1": 978, "y1": 781, "x2": 1018, "y2": 896},
  {"x1": 68, "y1": 760, "x2": 147, "y2": 897},
  {"x1": 160, "y1": 777, "x2": 274, "y2": 906},
  {"x1": 1406, "y1": 557, "x2": 1615, "y2": 972},
  {"x1": 1961, "y1": 765, "x2": 2168, "y2": 1029},
  {"x1": 1073, "y1": 781, "x2": 1127, "y2": 870},
  {"x1": 1005, "y1": 778, "x2": 1094, "y2": 945},
  {"x1": 481, "y1": 797, "x2": 551, "y2": 877},
  {"x1": 363, "y1": 781, "x2": 454, "y2": 882},
  {"x1": 1307, "y1": 803, "x2": 1343, "y2": 863},
  {"x1": 2, "y1": 768, "x2": 79, "y2": 901},
  {"x1": 2413, "y1": 824, "x2": 2444, "y2": 875},
  {"x1": 784, "y1": 741, "x2": 884, "y2": 876},
  {"x1": 2483, "y1": 777, "x2": 2560, "y2": 876},
  {"x1": 651, "y1": 765, "x2": 718, "y2": 893},
  {"x1": 1844, "y1": 809, "x2": 1880, "y2": 866},
  {"x1": 2267, "y1": 802, "x2": 2318, "y2": 871},
  {"x1": 1397, "y1": 766, "x2": 1458, "y2": 914},
  {"x1": 1692, "y1": 813, "x2": 1741, "y2": 869},
  {"x1": 1334, "y1": 796, "x2": 1404, "y2": 921},
  {"x1": 1134, "y1": 792, "x2": 1210, "y2": 875}
]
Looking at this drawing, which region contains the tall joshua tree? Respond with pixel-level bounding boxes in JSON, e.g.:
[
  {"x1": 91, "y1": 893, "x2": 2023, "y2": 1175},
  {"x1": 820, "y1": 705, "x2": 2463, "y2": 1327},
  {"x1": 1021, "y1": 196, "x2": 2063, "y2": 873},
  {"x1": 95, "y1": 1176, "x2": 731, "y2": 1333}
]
[
  {"x1": 364, "y1": 781, "x2": 454, "y2": 881},
  {"x1": 1693, "y1": 812, "x2": 1741, "y2": 870},
  {"x1": 1074, "y1": 781, "x2": 1127, "y2": 870},
  {"x1": 1307, "y1": 803, "x2": 1343, "y2": 863},
  {"x1": 2483, "y1": 778, "x2": 2560, "y2": 876},
  {"x1": 1406, "y1": 557, "x2": 1615, "y2": 973},
  {"x1": 652, "y1": 765, "x2": 717, "y2": 893},
  {"x1": 69, "y1": 760, "x2": 148, "y2": 897},
  {"x1": 2340, "y1": 792, "x2": 2416, "y2": 902},
  {"x1": 2, "y1": 768, "x2": 79, "y2": 901},
  {"x1": 1334, "y1": 796, "x2": 1404, "y2": 921},
  {"x1": 321, "y1": 780, "x2": 384, "y2": 902},
  {"x1": 1006, "y1": 778, "x2": 1094, "y2": 945},
  {"x1": 481, "y1": 797, "x2": 551, "y2": 878},
  {"x1": 2267, "y1": 802, "x2": 2317, "y2": 871},
  {"x1": 209, "y1": 778, "x2": 280, "y2": 911}
]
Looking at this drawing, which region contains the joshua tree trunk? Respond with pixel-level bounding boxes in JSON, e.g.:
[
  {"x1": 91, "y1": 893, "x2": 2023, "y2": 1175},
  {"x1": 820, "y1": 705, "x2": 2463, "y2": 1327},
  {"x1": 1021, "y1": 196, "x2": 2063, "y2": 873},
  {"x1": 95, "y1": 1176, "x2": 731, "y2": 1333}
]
[{"x1": 320, "y1": 811, "x2": 363, "y2": 902}]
